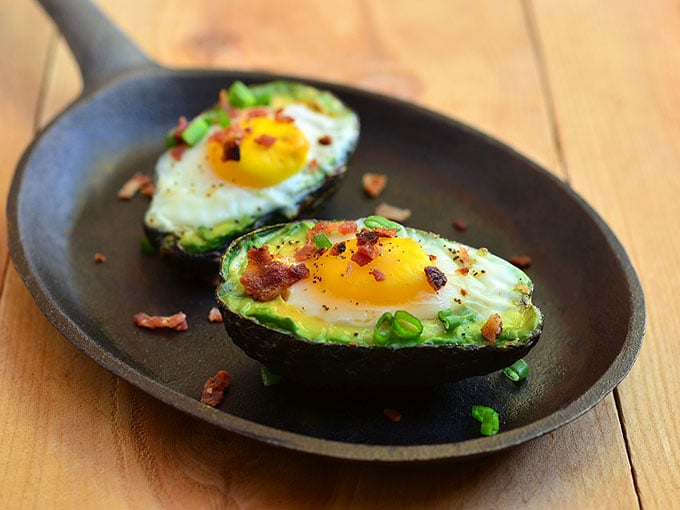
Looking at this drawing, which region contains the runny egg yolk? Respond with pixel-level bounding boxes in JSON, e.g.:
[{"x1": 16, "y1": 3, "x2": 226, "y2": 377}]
[
  {"x1": 308, "y1": 237, "x2": 435, "y2": 306},
  {"x1": 207, "y1": 116, "x2": 310, "y2": 188}
]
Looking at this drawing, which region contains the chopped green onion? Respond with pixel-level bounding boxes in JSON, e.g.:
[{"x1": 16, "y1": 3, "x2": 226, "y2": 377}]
[
  {"x1": 313, "y1": 232, "x2": 332, "y2": 250},
  {"x1": 503, "y1": 359, "x2": 530, "y2": 382},
  {"x1": 165, "y1": 127, "x2": 179, "y2": 148},
  {"x1": 373, "y1": 312, "x2": 394, "y2": 344},
  {"x1": 364, "y1": 215, "x2": 399, "y2": 230},
  {"x1": 181, "y1": 117, "x2": 210, "y2": 146},
  {"x1": 438, "y1": 309, "x2": 463, "y2": 331},
  {"x1": 140, "y1": 236, "x2": 156, "y2": 255},
  {"x1": 252, "y1": 88, "x2": 273, "y2": 106},
  {"x1": 228, "y1": 80, "x2": 256, "y2": 108},
  {"x1": 471, "y1": 405, "x2": 499, "y2": 436},
  {"x1": 260, "y1": 366, "x2": 283, "y2": 387},
  {"x1": 215, "y1": 108, "x2": 231, "y2": 127},
  {"x1": 391, "y1": 310, "x2": 423, "y2": 340}
]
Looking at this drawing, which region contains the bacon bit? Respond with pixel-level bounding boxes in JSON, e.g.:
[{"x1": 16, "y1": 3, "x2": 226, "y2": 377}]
[
  {"x1": 460, "y1": 288, "x2": 468, "y2": 296},
  {"x1": 254, "y1": 134, "x2": 277, "y2": 147},
  {"x1": 459, "y1": 247, "x2": 471, "y2": 269},
  {"x1": 456, "y1": 268, "x2": 470, "y2": 276},
  {"x1": 351, "y1": 247, "x2": 376, "y2": 267},
  {"x1": 369, "y1": 268, "x2": 387, "y2": 281},
  {"x1": 337, "y1": 221, "x2": 359, "y2": 235},
  {"x1": 134, "y1": 311, "x2": 188, "y2": 331},
  {"x1": 510, "y1": 255, "x2": 533, "y2": 269},
  {"x1": 93, "y1": 253, "x2": 106, "y2": 263},
  {"x1": 117, "y1": 172, "x2": 153, "y2": 200},
  {"x1": 309, "y1": 159, "x2": 318, "y2": 172},
  {"x1": 294, "y1": 243, "x2": 316, "y2": 262},
  {"x1": 375, "y1": 202, "x2": 411, "y2": 222},
  {"x1": 514, "y1": 284, "x2": 531, "y2": 294},
  {"x1": 481, "y1": 313, "x2": 503, "y2": 344},
  {"x1": 452, "y1": 218, "x2": 468, "y2": 231},
  {"x1": 424, "y1": 266, "x2": 447, "y2": 291},
  {"x1": 246, "y1": 107, "x2": 268, "y2": 119},
  {"x1": 200, "y1": 370, "x2": 231, "y2": 406},
  {"x1": 318, "y1": 135, "x2": 332, "y2": 145},
  {"x1": 218, "y1": 89, "x2": 230, "y2": 111},
  {"x1": 356, "y1": 228, "x2": 380, "y2": 246},
  {"x1": 240, "y1": 246, "x2": 310, "y2": 301},
  {"x1": 362, "y1": 173, "x2": 388, "y2": 197},
  {"x1": 173, "y1": 116, "x2": 189, "y2": 139},
  {"x1": 170, "y1": 144, "x2": 188, "y2": 161},
  {"x1": 384, "y1": 408, "x2": 402, "y2": 423},
  {"x1": 208, "y1": 307, "x2": 223, "y2": 323},
  {"x1": 139, "y1": 181, "x2": 155, "y2": 197},
  {"x1": 274, "y1": 110, "x2": 295, "y2": 123},
  {"x1": 373, "y1": 227, "x2": 398, "y2": 238},
  {"x1": 209, "y1": 125, "x2": 244, "y2": 162},
  {"x1": 351, "y1": 228, "x2": 382, "y2": 266},
  {"x1": 330, "y1": 241, "x2": 346, "y2": 256}
]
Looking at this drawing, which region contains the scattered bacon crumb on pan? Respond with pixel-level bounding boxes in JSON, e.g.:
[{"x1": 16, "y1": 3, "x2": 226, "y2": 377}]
[
  {"x1": 481, "y1": 313, "x2": 503, "y2": 344},
  {"x1": 362, "y1": 172, "x2": 388, "y2": 197},
  {"x1": 509, "y1": 255, "x2": 533, "y2": 269},
  {"x1": 133, "y1": 311, "x2": 188, "y2": 331},
  {"x1": 451, "y1": 218, "x2": 468, "y2": 232},
  {"x1": 117, "y1": 172, "x2": 153, "y2": 200},
  {"x1": 208, "y1": 307, "x2": 223, "y2": 323},
  {"x1": 374, "y1": 202, "x2": 411, "y2": 222},
  {"x1": 384, "y1": 408, "x2": 402, "y2": 422},
  {"x1": 200, "y1": 370, "x2": 231, "y2": 406},
  {"x1": 93, "y1": 253, "x2": 106, "y2": 263}
]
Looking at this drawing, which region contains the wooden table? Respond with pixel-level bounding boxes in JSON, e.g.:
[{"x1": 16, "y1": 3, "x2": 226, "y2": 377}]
[{"x1": 1, "y1": 1, "x2": 676, "y2": 507}]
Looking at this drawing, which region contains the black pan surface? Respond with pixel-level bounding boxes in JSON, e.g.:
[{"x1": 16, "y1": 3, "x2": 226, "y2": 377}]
[{"x1": 8, "y1": 67, "x2": 645, "y2": 461}]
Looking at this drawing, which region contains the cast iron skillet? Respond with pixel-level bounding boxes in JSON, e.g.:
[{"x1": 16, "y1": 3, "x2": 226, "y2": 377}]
[{"x1": 8, "y1": 0, "x2": 645, "y2": 462}]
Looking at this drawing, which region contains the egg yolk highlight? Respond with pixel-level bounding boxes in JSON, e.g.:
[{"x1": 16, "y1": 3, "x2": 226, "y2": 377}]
[
  {"x1": 207, "y1": 116, "x2": 310, "y2": 188},
  {"x1": 308, "y1": 237, "x2": 435, "y2": 306}
]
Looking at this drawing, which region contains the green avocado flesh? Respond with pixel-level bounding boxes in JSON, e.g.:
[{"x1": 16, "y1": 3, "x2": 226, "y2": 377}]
[
  {"x1": 144, "y1": 80, "x2": 360, "y2": 258},
  {"x1": 217, "y1": 218, "x2": 543, "y2": 348}
]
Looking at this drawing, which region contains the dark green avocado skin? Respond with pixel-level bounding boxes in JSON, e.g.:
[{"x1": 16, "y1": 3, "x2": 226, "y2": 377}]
[
  {"x1": 217, "y1": 300, "x2": 543, "y2": 392},
  {"x1": 145, "y1": 170, "x2": 346, "y2": 282}
]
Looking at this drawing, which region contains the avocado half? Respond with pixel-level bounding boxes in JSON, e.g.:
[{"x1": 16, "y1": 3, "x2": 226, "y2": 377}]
[
  {"x1": 216, "y1": 218, "x2": 543, "y2": 391},
  {"x1": 143, "y1": 80, "x2": 360, "y2": 281}
]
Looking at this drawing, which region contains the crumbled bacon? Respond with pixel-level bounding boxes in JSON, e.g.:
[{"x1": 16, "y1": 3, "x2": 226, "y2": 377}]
[
  {"x1": 372, "y1": 227, "x2": 397, "y2": 238},
  {"x1": 139, "y1": 181, "x2": 155, "y2": 197},
  {"x1": 356, "y1": 228, "x2": 380, "y2": 246},
  {"x1": 173, "y1": 116, "x2": 189, "y2": 140},
  {"x1": 246, "y1": 107, "x2": 268, "y2": 119},
  {"x1": 481, "y1": 313, "x2": 503, "y2": 344},
  {"x1": 424, "y1": 266, "x2": 447, "y2": 291},
  {"x1": 362, "y1": 173, "x2": 388, "y2": 197},
  {"x1": 459, "y1": 247, "x2": 471, "y2": 269},
  {"x1": 369, "y1": 268, "x2": 387, "y2": 281},
  {"x1": 254, "y1": 134, "x2": 277, "y2": 147},
  {"x1": 460, "y1": 288, "x2": 468, "y2": 296},
  {"x1": 208, "y1": 307, "x2": 223, "y2": 323},
  {"x1": 318, "y1": 135, "x2": 332, "y2": 145},
  {"x1": 274, "y1": 110, "x2": 295, "y2": 123},
  {"x1": 330, "y1": 241, "x2": 346, "y2": 256},
  {"x1": 134, "y1": 311, "x2": 188, "y2": 331},
  {"x1": 200, "y1": 370, "x2": 231, "y2": 406},
  {"x1": 294, "y1": 243, "x2": 316, "y2": 262},
  {"x1": 351, "y1": 228, "x2": 382, "y2": 266},
  {"x1": 209, "y1": 125, "x2": 244, "y2": 162},
  {"x1": 452, "y1": 218, "x2": 468, "y2": 231},
  {"x1": 375, "y1": 202, "x2": 411, "y2": 222},
  {"x1": 170, "y1": 144, "x2": 188, "y2": 161},
  {"x1": 456, "y1": 268, "x2": 470, "y2": 276},
  {"x1": 240, "y1": 246, "x2": 310, "y2": 301},
  {"x1": 384, "y1": 408, "x2": 402, "y2": 422},
  {"x1": 510, "y1": 255, "x2": 533, "y2": 269},
  {"x1": 117, "y1": 172, "x2": 153, "y2": 200},
  {"x1": 309, "y1": 159, "x2": 318, "y2": 172},
  {"x1": 94, "y1": 253, "x2": 106, "y2": 263},
  {"x1": 338, "y1": 221, "x2": 358, "y2": 234}
]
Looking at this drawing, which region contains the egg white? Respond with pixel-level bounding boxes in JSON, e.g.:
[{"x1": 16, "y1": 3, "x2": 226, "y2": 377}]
[{"x1": 144, "y1": 104, "x2": 359, "y2": 234}]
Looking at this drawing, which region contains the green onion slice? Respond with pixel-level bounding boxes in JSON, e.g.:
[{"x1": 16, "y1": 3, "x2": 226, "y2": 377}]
[
  {"x1": 373, "y1": 312, "x2": 394, "y2": 344},
  {"x1": 140, "y1": 236, "x2": 156, "y2": 255},
  {"x1": 181, "y1": 117, "x2": 210, "y2": 146},
  {"x1": 215, "y1": 108, "x2": 231, "y2": 127},
  {"x1": 391, "y1": 310, "x2": 423, "y2": 340},
  {"x1": 260, "y1": 366, "x2": 283, "y2": 387},
  {"x1": 471, "y1": 405, "x2": 499, "y2": 436},
  {"x1": 364, "y1": 215, "x2": 400, "y2": 230},
  {"x1": 313, "y1": 233, "x2": 332, "y2": 250},
  {"x1": 228, "y1": 80, "x2": 256, "y2": 108},
  {"x1": 165, "y1": 127, "x2": 179, "y2": 148},
  {"x1": 503, "y1": 359, "x2": 530, "y2": 382}
]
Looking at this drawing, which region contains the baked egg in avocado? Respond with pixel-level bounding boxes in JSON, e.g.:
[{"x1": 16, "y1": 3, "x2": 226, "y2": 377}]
[
  {"x1": 144, "y1": 81, "x2": 360, "y2": 279},
  {"x1": 216, "y1": 217, "x2": 543, "y2": 389}
]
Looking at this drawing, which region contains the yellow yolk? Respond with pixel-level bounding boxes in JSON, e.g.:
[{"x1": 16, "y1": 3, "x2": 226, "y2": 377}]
[
  {"x1": 207, "y1": 116, "x2": 310, "y2": 188},
  {"x1": 308, "y1": 237, "x2": 435, "y2": 306}
]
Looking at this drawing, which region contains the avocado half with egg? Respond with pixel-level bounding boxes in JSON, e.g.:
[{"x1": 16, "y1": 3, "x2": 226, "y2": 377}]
[
  {"x1": 216, "y1": 217, "x2": 543, "y2": 390},
  {"x1": 144, "y1": 81, "x2": 360, "y2": 280}
]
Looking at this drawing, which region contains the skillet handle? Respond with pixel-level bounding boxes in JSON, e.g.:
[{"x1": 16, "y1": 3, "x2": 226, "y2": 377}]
[{"x1": 37, "y1": 0, "x2": 156, "y2": 92}]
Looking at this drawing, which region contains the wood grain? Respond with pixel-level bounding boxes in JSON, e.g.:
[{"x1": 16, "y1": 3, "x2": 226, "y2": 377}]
[
  {"x1": 0, "y1": 0, "x2": 657, "y2": 507},
  {"x1": 532, "y1": 0, "x2": 680, "y2": 506}
]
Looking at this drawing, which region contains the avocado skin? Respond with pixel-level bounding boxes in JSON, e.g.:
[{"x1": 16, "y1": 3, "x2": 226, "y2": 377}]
[
  {"x1": 217, "y1": 300, "x2": 543, "y2": 391},
  {"x1": 144, "y1": 169, "x2": 346, "y2": 282}
]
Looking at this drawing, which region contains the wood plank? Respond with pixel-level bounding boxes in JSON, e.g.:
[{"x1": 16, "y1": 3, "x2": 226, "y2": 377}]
[
  {"x1": 1, "y1": 0, "x2": 639, "y2": 507},
  {"x1": 0, "y1": 0, "x2": 54, "y2": 281},
  {"x1": 531, "y1": 0, "x2": 680, "y2": 507}
]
